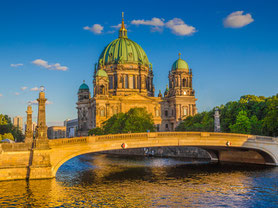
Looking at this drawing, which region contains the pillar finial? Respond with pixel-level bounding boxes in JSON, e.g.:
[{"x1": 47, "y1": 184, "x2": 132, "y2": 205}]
[{"x1": 119, "y1": 12, "x2": 127, "y2": 38}]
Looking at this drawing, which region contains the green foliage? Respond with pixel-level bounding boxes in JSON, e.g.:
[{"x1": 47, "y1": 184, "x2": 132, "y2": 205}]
[
  {"x1": 176, "y1": 111, "x2": 214, "y2": 132},
  {"x1": 88, "y1": 127, "x2": 104, "y2": 136},
  {"x1": 229, "y1": 110, "x2": 251, "y2": 134},
  {"x1": 263, "y1": 95, "x2": 278, "y2": 136},
  {"x1": 88, "y1": 108, "x2": 155, "y2": 135},
  {"x1": 176, "y1": 94, "x2": 278, "y2": 136},
  {"x1": 0, "y1": 115, "x2": 24, "y2": 142},
  {"x1": 0, "y1": 114, "x2": 7, "y2": 125},
  {"x1": 0, "y1": 133, "x2": 15, "y2": 141}
]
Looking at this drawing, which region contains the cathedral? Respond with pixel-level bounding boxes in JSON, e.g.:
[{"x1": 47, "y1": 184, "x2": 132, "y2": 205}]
[{"x1": 77, "y1": 15, "x2": 197, "y2": 136}]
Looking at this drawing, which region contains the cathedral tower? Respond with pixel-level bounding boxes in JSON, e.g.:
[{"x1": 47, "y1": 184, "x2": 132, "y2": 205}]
[{"x1": 161, "y1": 53, "x2": 197, "y2": 131}]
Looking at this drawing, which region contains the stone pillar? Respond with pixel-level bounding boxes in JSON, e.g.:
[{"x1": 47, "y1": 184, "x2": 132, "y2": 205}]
[
  {"x1": 214, "y1": 108, "x2": 221, "y2": 132},
  {"x1": 35, "y1": 88, "x2": 49, "y2": 149},
  {"x1": 135, "y1": 75, "x2": 137, "y2": 89},
  {"x1": 25, "y1": 105, "x2": 33, "y2": 143}
]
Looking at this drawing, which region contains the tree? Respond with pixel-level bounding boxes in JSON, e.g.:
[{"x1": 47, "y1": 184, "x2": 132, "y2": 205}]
[
  {"x1": 229, "y1": 110, "x2": 251, "y2": 134},
  {"x1": 0, "y1": 114, "x2": 24, "y2": 142},
  {"x1": 0, "y1": 114, "x2": 7, "y2": 125},
  {"x1": 88, "y1": 127, "x2": 104, "y2": 136},
  {"x1": 250, "y1": 115, "x2": 262, "y2": 135},
  {"x1": 262, "y1": 95, "x2": 278, "y2": 136},
  {"x1": 0, "y1": 133, "x2": 15, "y2": 141},
  {"x1": 88, "y1": 108, "x2": 155, "y2": 135},
  {"x1": 176, "y1": 94, "x2": 277, "y2": 136},
  {"x1": 176, "y1": 111, "x2": 214, "y2": 132}
]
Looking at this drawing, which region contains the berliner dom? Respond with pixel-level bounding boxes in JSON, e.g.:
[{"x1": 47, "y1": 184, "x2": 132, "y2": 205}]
[{"x1": 77, "y1": 14, "x2": 197, "y2": 136}]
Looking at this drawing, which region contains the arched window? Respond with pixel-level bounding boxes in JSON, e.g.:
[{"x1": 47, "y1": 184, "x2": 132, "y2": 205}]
[
  {"x1": 183, "y1": 107, "x2": 188, "y2": 116},
  {"x1": 100, "y1": 108, "x2": 105, "y2": 117},
  {"x1": 121, "y1": 76, "x2": 124, "y2": 88},
  {"x1": 109, "y1": 76, "x2": 113, "y2": 89},
  {"x1": 114, "y1": 74, "x2": 117, "y2": 88},
  {"x1": 125, "y1": 75, "x2": 128, "y2": 89},
  {"x1": 133, "y1": 76, "x2": 136, "y2": 89},
  {"x1": 113, "y1": 107, "x2": 118, "y2": 115},
  {"x1": 100, "y1": 85, "x2": 105, "y2": 94},
  {"x1": 155, "y1": 108, "x2": 159, "y2": 117},
  {"x1": 183, "y1": 78, "x2": 186, "y2": 87},
  {"x1": 129, "y1": 75, "x2": 134, "y2": 89}
]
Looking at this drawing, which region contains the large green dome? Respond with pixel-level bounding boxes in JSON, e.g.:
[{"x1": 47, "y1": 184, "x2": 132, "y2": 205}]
[
  {"x1": 98, "y1": 38, "x2": 150, "y2": 67},
  {"x1": 172, "y1": 53, "x2": 189, "y2": 71}
]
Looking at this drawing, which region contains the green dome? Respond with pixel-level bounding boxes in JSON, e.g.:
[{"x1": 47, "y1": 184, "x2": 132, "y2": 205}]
[
  {"x1": 98, "y1": 38, "x2": 150, "y2": 67},
  {"x1": 79, "y1": 82, "x2": 89, "y2": 90},
  {"x1": 172, "y1": 53, "x2": 189, "y2": 71},
  {"x1": 96, "y1": 69, "x2": 108, "y2": 77}
]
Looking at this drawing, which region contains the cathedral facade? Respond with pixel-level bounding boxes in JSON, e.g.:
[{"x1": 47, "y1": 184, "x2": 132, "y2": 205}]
[{"x1": 77, "y1": 15, "x2": 197, "y2": 136}]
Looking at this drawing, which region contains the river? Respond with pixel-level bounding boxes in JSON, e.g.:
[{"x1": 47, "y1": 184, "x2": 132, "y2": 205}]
[{"x1": 0, "y1": 154, "x2": 277, "y2": 207}]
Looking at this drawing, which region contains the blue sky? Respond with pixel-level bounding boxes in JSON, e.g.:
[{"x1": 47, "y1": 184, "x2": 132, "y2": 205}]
[{"x1": 0, "y1": 0, "x2": 277, "y2": 125}]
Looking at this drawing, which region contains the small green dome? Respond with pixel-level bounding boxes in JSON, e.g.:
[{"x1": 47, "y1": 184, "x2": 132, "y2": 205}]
[
  {"x1": 79, "y1": 81, "x2": 89, "y2": 90},
  {"x1": 98, "y1": 38, "x2": 150, "y2": 67},
  {"x1": 172, "y1": 53, "x2": 189, "y2": 71},
  {"x1": 96, "y1": 69, "x2": 108, "y2": 77}
]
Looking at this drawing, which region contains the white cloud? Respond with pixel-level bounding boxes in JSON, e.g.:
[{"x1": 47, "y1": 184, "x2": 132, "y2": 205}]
[
  {"x1": 30, "y1": 87, "x2": 39, "y2": 91},
  {"x1": 131, "y1": 17, "x2": 165, "y2": 26},
  {"x1": 83, "y1": 24, "x2": 104, "y2": 34},
  {"x1": 46, "y1": 101, "x2": 53, "y2": 105},
  {"x1": 111, "y1": 23, "x2": 122, "y2": 29},
  {"x1": 30, "y1": 100, "x2": 38, "y2": 104},
  {"x1": 223, "y1": 11, "x2": 254, "y2": 28},
  {"x1": 131, "y1": 17, "x2": 196, "y2": 36},
  {"x1": 32, "y1": 59, "x2": 68, "y2": 71},
  {"x1": 15, "y1": 92, "x2": 20, "y2": 96},
  {"x1": 30, "y1": 100, "x2": 53, "y2": 105},
  {"x1": 10, "y1": 63, "x2": 23, "y2": 67},
  {"x1": 165, "y1": 18, "x2": 196, "y2": 36},
  {"x1": 0, "y1": 94, "x2": 2, "y2": 97},
  {"x1": 21, "y1": 86, "x2": 28, "y2": 91}
]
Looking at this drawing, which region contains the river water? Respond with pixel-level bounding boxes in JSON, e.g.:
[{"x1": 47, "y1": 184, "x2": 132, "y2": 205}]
[{"x1": 0, "y1": 154, "x2": 277, "y2": 207}]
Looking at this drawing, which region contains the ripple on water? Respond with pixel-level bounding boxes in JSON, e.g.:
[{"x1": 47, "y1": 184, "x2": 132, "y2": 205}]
[{"x1": 0, "y1": 154, "x2": 277, "y2": 207}]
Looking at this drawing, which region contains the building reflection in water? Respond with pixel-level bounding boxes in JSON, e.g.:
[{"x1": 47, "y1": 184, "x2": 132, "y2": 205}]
[{"x1": 0, "y1": 154, "x2": 277, "y2": 207}]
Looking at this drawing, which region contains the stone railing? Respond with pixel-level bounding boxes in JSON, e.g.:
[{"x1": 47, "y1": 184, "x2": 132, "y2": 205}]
[
  {"x1": 0, "y1": 142, "x2": 31, "y2": 152},
  {"x1": 95, "y1": 133, "x2": 148, "y2": 141},
  {"x1": 248, "y1": 135, "x2": 277, "y2": 143},
  {"x1": 47, "y1": 132, "x2": 276, "y2": 148},
  {"x1": 49, "y1": 137, "x2": 89, "y2": 147}
]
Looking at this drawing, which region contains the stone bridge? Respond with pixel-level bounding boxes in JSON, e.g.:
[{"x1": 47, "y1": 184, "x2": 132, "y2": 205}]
[{"x1": 0, "y1": 132, "x2": 277, "y2": 181}]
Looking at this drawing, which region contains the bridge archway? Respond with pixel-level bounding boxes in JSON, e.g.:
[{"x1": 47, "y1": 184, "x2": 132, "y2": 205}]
[{"x1": 49, "y1": 132, "x2": 278, "y2": 178}]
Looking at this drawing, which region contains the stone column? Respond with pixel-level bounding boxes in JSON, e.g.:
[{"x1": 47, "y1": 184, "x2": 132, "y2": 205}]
[
  {"x1": 25, "y1": 105, "x2": 33, "y2": 143},
  {"x1": 214, "y1": 108, "x2": 221, "y2": 132},
  {"x1": 35, "y1": 89, "x2": 49, "y2": 149}
]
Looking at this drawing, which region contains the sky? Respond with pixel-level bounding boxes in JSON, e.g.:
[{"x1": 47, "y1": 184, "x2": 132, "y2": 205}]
[{"x1": 0, "y1": 0, "x2": 277, "y2": 126}]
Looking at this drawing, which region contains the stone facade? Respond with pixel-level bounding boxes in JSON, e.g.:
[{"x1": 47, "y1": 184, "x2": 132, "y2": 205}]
[
  {"x1": 47, "y1": 126, "x2": 66, "y2": 139},
  {"x1": 77, "y1": 15, "x2": 197, "y2": 136}
]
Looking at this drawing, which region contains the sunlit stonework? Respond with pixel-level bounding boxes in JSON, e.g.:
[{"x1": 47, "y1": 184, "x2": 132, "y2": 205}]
[{"x1": 77, "y1": 14, "x2": 197, "y2": 136}]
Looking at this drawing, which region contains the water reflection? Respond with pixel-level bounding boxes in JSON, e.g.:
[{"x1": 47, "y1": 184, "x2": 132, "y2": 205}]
[{"x1": 0, "y1": 154, "x2": 277, "y2": 207}]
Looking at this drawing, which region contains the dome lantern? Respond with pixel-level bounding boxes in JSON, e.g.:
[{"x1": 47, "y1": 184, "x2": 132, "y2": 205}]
[
  {"x1": 171, "y1": 53, "x2": 189, "y2": 71},
  {"x1": 119, "y1": 12, "x2": 127, "y2": 38}
]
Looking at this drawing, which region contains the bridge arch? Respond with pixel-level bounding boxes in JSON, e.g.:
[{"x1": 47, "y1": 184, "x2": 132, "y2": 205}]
[{"x1": 49, "y1": 132, "x2": 278, "y2": 178}]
